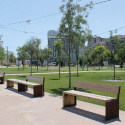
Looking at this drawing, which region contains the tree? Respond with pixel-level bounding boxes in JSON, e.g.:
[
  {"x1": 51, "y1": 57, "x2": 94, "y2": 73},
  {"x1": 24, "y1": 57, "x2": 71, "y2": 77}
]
[
  {"x1": 17, "y1": 45, "x2": 29, "y2": 70},
  {"x1": 117, "y1": 42, "x2": 125, "y2": 69},
  {"x1": 54, "y1": 39, "x2": 64, "y2": 79},
  {"x1": 25, "y1": 37, "x2": 38, "y2": 75},
  {"x1": 85, "y1": 48, "x2": 90, "y2": 71},
  {"x1": 35, "y1": 38, "x2": 41, "y2": 72},
  {"x1": 0, "y1": 36, "x2": 5, "y2": 66},
  {"x1": 39, "y1": 49, "x2": 45, "y2": 67},
  {"x1": 58, "y1": 0, "x2": 92, "y2": 88},
  {"x1": 73, "y1": 41, "x2": 80, "y2": 76},
  {"x1": 0, "y1": 47, "x2": 5, "y2": 66},
  {"x1": 94, "y1": 45, "x2": 106, "y2": 70},
  {"x1": 9, "y1": 53, "x2": 16, "y2": 65},
  {"x1": 43, "y1": 48, "x2": 52, "y2": 70},
  {"x1": 90, "y1": 51, "x2": 97, "y2": 69},
  {"x1": 106, "y1": 32, "x2": 121, "y2": 79}
]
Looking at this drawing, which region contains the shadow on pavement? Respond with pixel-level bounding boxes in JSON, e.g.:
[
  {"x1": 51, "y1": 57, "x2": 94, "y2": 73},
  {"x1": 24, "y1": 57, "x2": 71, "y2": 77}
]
[
  {"x1": 62, "y1": 106, "x2": 121, "y2": 124},
  {"x1": 6, "y1": 87, "x2": 43, "y2": 99}
]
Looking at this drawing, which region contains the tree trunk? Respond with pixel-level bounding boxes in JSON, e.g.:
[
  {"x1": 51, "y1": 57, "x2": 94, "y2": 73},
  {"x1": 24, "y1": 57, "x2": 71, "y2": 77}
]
[
  {"x1": 114, "y1": 64, "x2": 115, "y2": 80},
  {"x1": 18, "y1": 60, "x2": 19, "y2": 70},
  {"x1": 47, "y1": 59, "x2": 48, "y2": 70},
  {"x1": 68, "y1": 41, "x2": 71, "y2": 88},
  {"x1": 31, "y1": 55, "x2": 33, "y2": 76},
  {"x1": 99, "y1": 55, "x2": 101, "y2": 70},
  {"x1": 76, "y1": 56, "x2": 78, "y2": 76},
  {"x1": 87, "y1": 56, "x2": 88, "y2": 71},
  {"x1": 37, "y1": 53, "x2": 39, "y2": 72},
  {"x1": 23, "y1": 60, "x2": 24, "y2": 71},
  {"x1": 59, "y1": 57, "x2": 61, "y2": 79}
]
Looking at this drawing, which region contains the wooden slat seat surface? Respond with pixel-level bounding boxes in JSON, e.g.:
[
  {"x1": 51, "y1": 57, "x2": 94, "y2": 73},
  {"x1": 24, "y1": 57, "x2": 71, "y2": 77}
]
[
  {"x1": 7, "y1": 79, "x2": 40, "y2": 86},
  {"x1": 63, "y1": 90, "x2": 116, "y2": 102}
]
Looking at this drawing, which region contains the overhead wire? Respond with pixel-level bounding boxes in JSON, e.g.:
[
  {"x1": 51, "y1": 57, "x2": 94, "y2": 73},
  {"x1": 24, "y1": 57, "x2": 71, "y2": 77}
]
[
  {"x1": 0, "y1": 0, "x2": 112, "y2": 35},
  {"x1": 0, "y1": 0, "x2": 111, "y2": 27},
  {"x1": 95, "y1": 25, "x2": 125, "y2": 36},
  {"x1": 0, "y1": 12, "x2": 60, "y2": 27},
  {"x1": 92, "y1": 0, "x2": 111, "y2": 5}
]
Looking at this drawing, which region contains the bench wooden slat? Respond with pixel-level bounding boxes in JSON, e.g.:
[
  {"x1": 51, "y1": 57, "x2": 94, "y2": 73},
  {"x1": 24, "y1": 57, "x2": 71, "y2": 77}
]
[
  {"x1": 0, "y1": 72, "x2": 5, "y2": 76},
  {"x1": 63, "y1": 90, "x2": 116, "y2": 102},
  {"x1": 26, "y1": 76, "x2": 45, "y2": 82},
  {"x1": 74, "y1": 82, "x2": 120, "y2": 94},
  {"x1": 7, "y1": 79, "x2": 40, "y2": 86}
]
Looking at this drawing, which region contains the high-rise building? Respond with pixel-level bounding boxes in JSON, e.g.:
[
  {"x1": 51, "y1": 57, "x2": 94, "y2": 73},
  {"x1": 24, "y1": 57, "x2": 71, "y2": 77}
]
[
  {"x1": 87, "y1": 36, "x2": 106, "y2": 52},
  {"x1": 48, "y1": 30, "x2": 83, "y2": 65},
  {"x1": 48, "y1": 30, "x2": 58, "y2": 63}
]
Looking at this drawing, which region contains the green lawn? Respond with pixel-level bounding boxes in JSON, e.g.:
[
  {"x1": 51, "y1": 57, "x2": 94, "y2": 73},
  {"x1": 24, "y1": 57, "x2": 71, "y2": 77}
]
[
  {"x1": 4, "y1": 72, "x2": 125, "y2": 111},
  {"x1": 1, "y1": 65, "x2": 125, "y2": 74}
]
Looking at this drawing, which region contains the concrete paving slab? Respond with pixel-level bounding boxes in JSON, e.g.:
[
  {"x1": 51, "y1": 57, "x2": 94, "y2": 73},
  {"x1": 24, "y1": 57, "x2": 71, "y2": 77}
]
[{"x1": 0, "y1": 83, "x2": 125, "y2": 125}]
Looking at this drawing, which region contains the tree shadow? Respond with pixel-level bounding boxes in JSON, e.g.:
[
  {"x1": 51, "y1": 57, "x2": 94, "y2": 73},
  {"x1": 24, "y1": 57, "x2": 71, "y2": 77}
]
[
  {"x1": 62, "y1": 106, "x2": 121, "y2": 124},
  {"x1": 18, "y1": 75, "x2": 26, "y2": 78},
  {"x1": 65, "y1": 74, "x2": 80, "y2": 78},
  {"x1": 49, "y1": 78, "x2": 59, "y2": 80},
  {"x1": 50, "y1": 88, "x2": 92, "y2": 96},
  {"x1": 50, "y1": 88, "x2": 70, "y2": 95}
]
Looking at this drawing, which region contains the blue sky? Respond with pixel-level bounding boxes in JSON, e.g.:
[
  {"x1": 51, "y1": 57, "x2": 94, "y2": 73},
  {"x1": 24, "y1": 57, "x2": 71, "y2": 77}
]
[{"x1": 0, "y1": 0, "x2": 125, "y2": 55}]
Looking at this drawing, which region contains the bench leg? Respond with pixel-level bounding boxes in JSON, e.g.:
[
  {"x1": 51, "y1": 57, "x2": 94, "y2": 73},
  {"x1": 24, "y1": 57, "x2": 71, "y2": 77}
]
[
  {"x1": 33, "y1": 85, "x2": 43, "y2": 97},
  {"x1": 0, "y1": 77, "x2": 4, "y2": 84},
  {"x1": 7, "y1": 80, "x2": 14, "y2": 88},
  {"x1": 18, "y1": 83, "x2": 28, "y2": 92},
  {"x1": 105, "y1": 100, "x2": 119, "y2": 120},
  {"x1": 63, "y1": 93, "x2": 76, "y2": 108}
]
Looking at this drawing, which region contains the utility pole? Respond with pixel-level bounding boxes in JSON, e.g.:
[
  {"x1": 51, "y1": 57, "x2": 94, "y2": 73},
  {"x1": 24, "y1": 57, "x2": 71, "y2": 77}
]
[{"x1": 7, "y1": 46, "x2": 9, "y2": 68}]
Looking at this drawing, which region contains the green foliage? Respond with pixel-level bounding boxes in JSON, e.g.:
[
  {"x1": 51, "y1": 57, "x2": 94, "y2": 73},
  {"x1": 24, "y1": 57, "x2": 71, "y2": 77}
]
[
  {"x1": 117, "y1": 43, "x2": 125, "y2": 68},
  {"x1": 43, "y1": 48, "x2": 52, "y2": 60},
  {"x1": 54, "y1": 39, "x2": 64, "y2": 79},
  {"x1": 0, "y1": 47, "x2": 5, "y2": 64},
  {"x1": 94, "y1": 46, "x2": 106, "y2": 68},
  {"x1": 9, "y1": 53, "x2": 16, "y2": 64},
  {"x1": 58, "y1": 0, "x2": 92, "y2": 88},
  {"x1": 54, "y1": 39, "x2": 64, "y2": 57}
]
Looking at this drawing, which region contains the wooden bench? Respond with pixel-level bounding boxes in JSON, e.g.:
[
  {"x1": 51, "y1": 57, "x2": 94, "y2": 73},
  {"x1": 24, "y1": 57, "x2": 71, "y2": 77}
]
[
  {"x1": 63, "y1": 82, "x2": 120, "y2": 120},
  {"x1": 7, "y1": 76, "x2": 45, "y2": 97},
  {"x1": 0, "y1": 72, "x2": 5, "y2": 84}
]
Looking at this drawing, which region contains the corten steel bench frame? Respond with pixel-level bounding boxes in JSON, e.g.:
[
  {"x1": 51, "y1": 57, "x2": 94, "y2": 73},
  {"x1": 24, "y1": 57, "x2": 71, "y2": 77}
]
[
  {"x1": 63, "y1": 82, "x2": 120, "y2": 120},
  {"x1": 26, "y1": 76, "x2": 45, "y2": 97},
  {"x1": 7, "y1": 76, "x2": 45, "y2": 97},
  {"x1": 0, "y1": 72, "x2": 5, "y2": 84}
]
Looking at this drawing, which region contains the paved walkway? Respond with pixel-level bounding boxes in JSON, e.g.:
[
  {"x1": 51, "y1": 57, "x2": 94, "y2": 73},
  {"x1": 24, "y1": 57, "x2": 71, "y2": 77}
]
[
  {"x1": 0, "y1": 83, "x2": 125, "y2": 125},
  {"x1": 5, "y1": 70, "x2": 125, "y2": 76}
]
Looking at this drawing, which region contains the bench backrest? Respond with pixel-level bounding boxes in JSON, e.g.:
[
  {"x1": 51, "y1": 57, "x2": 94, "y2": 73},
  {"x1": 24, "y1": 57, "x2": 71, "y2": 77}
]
[
  {"x1": 74, "y1": 82, "x2": 120, "y2": 99},
  {"x1": 0, "y1": 72, "x2": 5, "y2": 76},
  {"x1": 26, "y1": 76, "x2": 45, "y2": 84}
]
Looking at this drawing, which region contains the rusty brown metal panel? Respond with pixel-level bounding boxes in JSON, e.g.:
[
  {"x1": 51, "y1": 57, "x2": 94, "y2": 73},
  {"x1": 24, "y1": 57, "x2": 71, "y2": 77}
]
[{"x1": 74, "y1": 82, "x2": 120, "y2": 94}]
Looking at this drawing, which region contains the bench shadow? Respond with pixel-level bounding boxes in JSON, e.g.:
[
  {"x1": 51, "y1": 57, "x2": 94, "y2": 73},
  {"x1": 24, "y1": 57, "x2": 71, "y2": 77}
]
[
  {"x1": 62, "y1": 106, "x2": 121, "y2": 124},
  {"x1": 6, "y1": 87, "x2": 43, "y2": 99}
]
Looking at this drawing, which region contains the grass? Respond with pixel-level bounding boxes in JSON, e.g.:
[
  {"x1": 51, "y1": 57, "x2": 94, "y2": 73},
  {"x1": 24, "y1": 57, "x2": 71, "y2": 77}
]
[
  {"x1": 1, "y1": 65, "x2": 125, "y2": 74},
  {"x1": 4, "y1": 71, "x2": 125, "y2": 111}
]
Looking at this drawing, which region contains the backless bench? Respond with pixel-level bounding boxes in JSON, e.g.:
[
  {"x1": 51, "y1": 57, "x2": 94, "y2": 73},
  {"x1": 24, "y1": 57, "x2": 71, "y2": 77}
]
[
  {"x1": 63, "y1": 82, "x2": 120, "y2": 120},
  {"x1": 7, "y1": 76, "x2": 45, "y2": 97},
  {"x1": 0, "y1": 72, "x2": 5, "y2": 84}
]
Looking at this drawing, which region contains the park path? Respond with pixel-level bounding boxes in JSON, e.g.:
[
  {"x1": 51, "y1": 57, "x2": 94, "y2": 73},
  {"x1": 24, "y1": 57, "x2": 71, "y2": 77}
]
[
  {"x1": 0, "y1": 83, "x2": 125, "y2": 125},
  {"x1": 5, "y1": 70, "x2": 125, "y2": 76}
]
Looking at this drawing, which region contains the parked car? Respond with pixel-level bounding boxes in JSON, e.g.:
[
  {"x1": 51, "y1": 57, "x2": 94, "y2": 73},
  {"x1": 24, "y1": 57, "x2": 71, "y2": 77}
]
[{"x1": 48, "y1": 62, "x2": 56, "y2": 66}]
